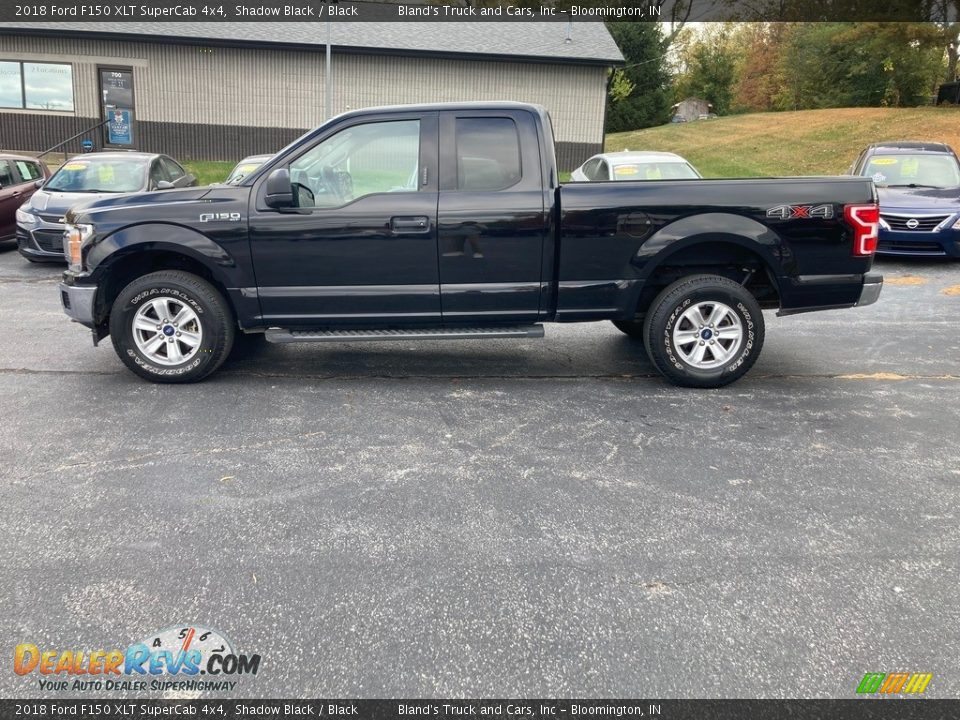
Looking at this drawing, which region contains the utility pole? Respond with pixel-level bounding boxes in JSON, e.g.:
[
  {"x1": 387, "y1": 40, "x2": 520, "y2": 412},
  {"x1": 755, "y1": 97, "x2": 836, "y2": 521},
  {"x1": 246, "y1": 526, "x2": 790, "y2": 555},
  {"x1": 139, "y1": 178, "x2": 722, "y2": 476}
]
[
  {"x1": 324, "y1": 0, "x2": 340, "y2": 119},
  {"x1": 325, "y1": 17, "x2": 332, "y2": 119}
]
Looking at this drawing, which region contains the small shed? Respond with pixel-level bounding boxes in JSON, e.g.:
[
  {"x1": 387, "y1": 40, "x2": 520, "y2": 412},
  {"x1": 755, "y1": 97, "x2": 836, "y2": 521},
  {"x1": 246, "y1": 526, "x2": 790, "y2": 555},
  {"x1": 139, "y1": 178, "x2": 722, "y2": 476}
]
[{"x1": 671, "y1": 97, "x2": 713, "y2": 121}]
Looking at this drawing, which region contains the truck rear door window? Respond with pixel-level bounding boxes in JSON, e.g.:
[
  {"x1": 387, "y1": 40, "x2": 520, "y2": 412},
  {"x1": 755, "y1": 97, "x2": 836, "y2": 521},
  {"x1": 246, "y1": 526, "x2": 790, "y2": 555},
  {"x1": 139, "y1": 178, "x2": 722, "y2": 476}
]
[{"x1": 455, "y1": 118, "x2": 521, "y2": 192}]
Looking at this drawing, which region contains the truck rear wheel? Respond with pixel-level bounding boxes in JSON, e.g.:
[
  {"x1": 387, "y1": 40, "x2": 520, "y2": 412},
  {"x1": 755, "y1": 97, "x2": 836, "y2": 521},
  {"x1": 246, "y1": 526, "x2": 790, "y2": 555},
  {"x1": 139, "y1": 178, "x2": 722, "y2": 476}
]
[
  {"x1": 642, "y1": 274, "x2": 764, "y2": 388},
  {"x1": 109, "y1": 270, "x2": 235, "y2": 383}
]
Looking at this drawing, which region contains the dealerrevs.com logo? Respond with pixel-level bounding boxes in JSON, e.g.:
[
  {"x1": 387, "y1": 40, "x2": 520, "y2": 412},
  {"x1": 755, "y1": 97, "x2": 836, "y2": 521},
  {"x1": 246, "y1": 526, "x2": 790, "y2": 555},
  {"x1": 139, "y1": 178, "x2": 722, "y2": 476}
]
[{"x1": 14, "y1": 624, "x2": 260, "y2": 693}]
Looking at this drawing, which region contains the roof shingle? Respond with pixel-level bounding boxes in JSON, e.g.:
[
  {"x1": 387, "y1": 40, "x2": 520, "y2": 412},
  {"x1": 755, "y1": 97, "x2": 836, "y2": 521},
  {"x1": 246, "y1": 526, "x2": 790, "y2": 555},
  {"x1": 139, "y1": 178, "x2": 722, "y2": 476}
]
[{"x1": 0, "y1": 17, "x2": 624, "y2": 64}]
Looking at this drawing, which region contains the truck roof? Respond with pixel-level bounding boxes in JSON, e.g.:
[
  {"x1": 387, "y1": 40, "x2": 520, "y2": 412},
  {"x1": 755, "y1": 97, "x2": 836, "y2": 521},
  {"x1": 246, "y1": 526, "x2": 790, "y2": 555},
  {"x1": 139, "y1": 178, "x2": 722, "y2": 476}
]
[{"x1": 333, "y1": 101, "x2": 549, "y2": 119}]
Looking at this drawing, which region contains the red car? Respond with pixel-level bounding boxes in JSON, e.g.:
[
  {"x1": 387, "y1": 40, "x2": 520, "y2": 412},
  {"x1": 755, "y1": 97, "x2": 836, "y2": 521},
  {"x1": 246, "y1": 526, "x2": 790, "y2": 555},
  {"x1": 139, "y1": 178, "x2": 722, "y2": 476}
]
[{"x1": 0, "y1": 154, "x2": 50, "y2": 242}]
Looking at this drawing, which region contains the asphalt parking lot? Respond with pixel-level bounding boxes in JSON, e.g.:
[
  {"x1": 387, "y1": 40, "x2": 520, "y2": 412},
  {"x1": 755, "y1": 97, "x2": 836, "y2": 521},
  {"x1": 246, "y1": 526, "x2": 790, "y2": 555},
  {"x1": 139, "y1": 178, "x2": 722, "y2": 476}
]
[{"x1": 1, "y1": 242, "x2": 958, "y2": 699}]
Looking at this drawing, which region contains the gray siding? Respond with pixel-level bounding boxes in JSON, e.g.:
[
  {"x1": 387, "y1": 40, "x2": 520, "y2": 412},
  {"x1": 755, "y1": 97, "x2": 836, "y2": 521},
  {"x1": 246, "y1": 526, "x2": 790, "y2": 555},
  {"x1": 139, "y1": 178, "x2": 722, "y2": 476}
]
[{"x1": 0, "y1": 33, "x2": 606, "y2": 168}]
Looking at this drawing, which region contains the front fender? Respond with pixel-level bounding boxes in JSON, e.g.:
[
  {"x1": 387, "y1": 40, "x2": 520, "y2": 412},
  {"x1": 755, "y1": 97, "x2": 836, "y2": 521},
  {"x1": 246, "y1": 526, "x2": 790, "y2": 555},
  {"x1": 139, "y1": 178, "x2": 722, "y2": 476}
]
[{"x1": 85, "y1": 222, "x2": 247, "y2": 291}]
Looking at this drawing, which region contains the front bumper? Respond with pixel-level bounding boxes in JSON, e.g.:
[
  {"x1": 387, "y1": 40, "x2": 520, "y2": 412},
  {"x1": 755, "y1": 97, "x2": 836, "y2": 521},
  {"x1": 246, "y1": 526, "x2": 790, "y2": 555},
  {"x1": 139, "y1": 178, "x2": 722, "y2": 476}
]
[
  {"x1": 856, "y1": 273, "x2": 883, "y2": 307},
  {"x1": 16, "y1": 217, "x2": 68, "y2": 262},
  {"x1": 875, "y1": 228, "x2": 960, "y2": 258},
  {"x1": 59, "y1": 282, "x2": 97, "y2": 326}
]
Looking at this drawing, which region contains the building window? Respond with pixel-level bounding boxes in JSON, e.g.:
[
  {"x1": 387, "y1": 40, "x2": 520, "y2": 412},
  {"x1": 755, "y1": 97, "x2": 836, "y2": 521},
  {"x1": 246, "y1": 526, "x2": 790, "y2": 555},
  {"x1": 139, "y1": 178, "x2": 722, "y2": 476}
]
[
  {"x1": 0, "y1": 61, "x2": 73, "y2": 111},
  {"x1": 0, "y1": 61, "x2": 23, "y2": 108},
  {"x1": 24, "y1": 62, "x2": 74, "y2": 111}
]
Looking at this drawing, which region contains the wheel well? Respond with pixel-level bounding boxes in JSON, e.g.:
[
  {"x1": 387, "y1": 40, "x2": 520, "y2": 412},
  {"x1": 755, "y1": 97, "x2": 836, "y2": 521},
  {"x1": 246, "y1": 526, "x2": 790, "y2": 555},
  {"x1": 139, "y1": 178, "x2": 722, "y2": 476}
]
[
  {"x1": 633, "y1": 241, "x2": 781, "y2": 317},
  {"x1": 96, "y1": 251, "x2": 234, "y2": 326}
]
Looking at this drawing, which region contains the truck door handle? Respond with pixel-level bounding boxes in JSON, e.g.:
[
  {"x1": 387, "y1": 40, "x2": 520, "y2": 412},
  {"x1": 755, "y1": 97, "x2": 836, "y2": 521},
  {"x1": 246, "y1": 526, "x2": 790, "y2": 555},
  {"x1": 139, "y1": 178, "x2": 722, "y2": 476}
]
[{"x1": 391, "y1": 216, "x2": 430, "y2": 233}]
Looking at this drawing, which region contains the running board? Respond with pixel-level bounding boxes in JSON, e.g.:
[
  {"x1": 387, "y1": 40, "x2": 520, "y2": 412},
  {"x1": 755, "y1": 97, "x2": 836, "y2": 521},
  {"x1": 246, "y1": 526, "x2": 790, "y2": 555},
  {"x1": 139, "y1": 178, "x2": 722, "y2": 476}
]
[{"x1": 264, "y1": 325, "x2": 545, "y2": 344}]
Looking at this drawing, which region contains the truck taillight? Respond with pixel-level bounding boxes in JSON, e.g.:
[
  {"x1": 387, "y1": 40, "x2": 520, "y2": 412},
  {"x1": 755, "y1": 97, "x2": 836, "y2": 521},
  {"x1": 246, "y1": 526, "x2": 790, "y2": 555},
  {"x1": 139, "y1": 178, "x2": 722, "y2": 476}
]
[{"x1": 844, "y1": 204, "x2": 879, "y2": 256}]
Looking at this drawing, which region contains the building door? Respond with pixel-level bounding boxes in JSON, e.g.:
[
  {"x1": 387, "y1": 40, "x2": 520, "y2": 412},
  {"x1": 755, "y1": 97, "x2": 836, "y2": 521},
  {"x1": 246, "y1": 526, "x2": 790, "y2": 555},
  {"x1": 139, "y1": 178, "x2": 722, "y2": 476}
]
[{"x1": 99, "y1": 67, "x2": 135, "y2": 148}]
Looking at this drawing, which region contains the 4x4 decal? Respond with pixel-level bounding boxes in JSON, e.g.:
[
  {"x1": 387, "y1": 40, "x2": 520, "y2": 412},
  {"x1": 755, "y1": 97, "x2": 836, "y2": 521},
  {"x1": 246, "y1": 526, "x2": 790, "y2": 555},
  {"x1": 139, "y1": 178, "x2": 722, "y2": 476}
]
[{"x1": 766, "y1": 204, "x2": 834, "y2": 220}]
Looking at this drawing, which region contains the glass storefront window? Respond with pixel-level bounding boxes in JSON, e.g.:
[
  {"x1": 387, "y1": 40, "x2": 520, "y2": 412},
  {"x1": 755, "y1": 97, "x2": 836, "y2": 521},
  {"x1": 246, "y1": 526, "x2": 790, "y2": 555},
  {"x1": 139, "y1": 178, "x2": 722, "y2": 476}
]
[
  {"x1": 0, "y1": 61, "x2": 23, "y2": 109},
  {"x1": 23, "y1": 62, "x2": 74, "y2": 111}
]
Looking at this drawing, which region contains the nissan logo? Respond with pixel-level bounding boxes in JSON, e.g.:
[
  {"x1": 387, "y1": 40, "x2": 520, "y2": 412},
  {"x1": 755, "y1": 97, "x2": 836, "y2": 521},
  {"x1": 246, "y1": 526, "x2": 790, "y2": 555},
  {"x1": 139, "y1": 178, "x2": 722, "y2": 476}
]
[{"x1": 906, "y1": 218, "x2": 919, "y2": 229}]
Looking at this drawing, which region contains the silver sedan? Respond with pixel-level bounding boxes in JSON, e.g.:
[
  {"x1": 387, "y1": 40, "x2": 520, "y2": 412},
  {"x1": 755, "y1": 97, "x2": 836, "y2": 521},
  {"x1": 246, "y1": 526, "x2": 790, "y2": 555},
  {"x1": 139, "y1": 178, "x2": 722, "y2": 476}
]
[{"x1": 570, "y1": 151, "x2": 701, "y2": 182}]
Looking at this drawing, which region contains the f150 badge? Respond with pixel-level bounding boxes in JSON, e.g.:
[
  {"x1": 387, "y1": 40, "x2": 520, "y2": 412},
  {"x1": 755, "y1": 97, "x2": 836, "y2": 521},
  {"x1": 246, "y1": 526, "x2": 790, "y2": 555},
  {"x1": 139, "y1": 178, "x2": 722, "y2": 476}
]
[
  {"x1": 766, "y1": 204, "x2": 834, "y2": 220},
  {"x1": 199, "y1": 212, "x2": 241, "y2": 222}
]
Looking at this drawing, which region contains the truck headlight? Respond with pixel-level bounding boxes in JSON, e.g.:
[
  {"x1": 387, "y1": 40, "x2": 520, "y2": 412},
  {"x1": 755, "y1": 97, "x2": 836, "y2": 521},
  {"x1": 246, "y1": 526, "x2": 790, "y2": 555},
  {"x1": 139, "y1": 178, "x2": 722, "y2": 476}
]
[
  {"x1": 64, "y1": 224, "x2": 94, "y2": 272},
  {"x1": 952, "y1": 216, "x2": 960, "y2": 230},
  {"x1": 878, "y1": 216, "x2": 891, "y2": 231},
  {"x1": 15, "y1": 208, "x2": 37, "y2": 227}
]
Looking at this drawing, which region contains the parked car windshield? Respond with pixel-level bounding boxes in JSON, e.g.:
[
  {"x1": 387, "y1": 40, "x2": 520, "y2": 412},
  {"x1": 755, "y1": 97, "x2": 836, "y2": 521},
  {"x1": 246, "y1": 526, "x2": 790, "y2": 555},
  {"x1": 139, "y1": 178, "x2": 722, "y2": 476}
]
[
  {"x1": 862, "y1": 153, "x2": 960, "y2": 189},
  {"x1": 225, "y1": 158, "x2": 268, "y2": 185},
  {"x1": 45, "y1": 157, "x2": 147, "y2": 193},
  {"x1": 612, "y1": 162, "x2": 699, "y2": 180}
]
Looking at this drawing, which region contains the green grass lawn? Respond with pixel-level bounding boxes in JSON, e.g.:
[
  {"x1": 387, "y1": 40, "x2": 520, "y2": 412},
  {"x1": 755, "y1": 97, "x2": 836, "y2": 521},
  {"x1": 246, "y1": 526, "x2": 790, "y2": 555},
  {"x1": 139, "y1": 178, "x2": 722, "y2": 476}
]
[
  {"x1": 184, "y1": 160, "x2": 234, "y2": 185},
  {"x1": 605, "y1": 107, "x2": 960, "y2": 178}
]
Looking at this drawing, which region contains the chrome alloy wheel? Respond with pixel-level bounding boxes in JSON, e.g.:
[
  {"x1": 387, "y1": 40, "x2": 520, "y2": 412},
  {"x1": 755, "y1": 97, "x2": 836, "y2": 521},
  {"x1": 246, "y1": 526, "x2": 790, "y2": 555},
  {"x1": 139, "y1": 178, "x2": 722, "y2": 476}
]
[
  {"x1": 132, "y1": 297, "x2": 203, "y2": 366},
  {"x1": 672, "y1": 300, "x2": 744, "y2": 370}
]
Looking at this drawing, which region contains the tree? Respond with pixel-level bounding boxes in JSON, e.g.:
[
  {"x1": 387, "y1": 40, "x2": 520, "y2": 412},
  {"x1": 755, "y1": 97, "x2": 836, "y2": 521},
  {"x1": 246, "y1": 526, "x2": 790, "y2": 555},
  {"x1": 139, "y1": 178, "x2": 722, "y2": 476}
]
[
  {"x1": 772, "y1": 23, "x2": 945, "y2": 109},
  {"x1": 673, "y1": 24, "x2": 740, "y2": 115},
  {"x1": 604, "y1": 22, "x2": 672, "y2": 132},
  {"x1": 930, "y1": 0, "x2": 960, "y2": 81},
  {"x1": 731, "y1": 24, "x2": 785, "y2": 113}
]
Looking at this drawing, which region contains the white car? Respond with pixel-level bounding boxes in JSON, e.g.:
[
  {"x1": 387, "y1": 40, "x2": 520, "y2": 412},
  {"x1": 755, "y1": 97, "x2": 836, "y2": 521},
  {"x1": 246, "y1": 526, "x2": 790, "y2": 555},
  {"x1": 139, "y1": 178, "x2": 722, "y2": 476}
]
[{"x1": 570, "y1": 151, "x2": 701, "y2": 182}]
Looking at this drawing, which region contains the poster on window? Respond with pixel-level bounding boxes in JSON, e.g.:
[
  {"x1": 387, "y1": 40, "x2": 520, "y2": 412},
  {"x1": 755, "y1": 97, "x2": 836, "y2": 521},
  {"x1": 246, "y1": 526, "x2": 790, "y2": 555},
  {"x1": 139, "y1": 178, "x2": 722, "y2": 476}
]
[{"x1": 107, "y1": 109, "x2": 133, "y2": 145}]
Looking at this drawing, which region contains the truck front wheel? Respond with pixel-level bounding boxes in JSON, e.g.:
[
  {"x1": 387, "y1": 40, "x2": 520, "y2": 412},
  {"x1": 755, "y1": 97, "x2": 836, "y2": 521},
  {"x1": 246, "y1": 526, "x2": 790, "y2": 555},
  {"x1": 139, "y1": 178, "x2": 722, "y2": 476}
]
[
  {"x1": 109, "y1": 270, "x2": 235, "y2": 383},
  {"x1": 642, "y1": 274, "x2": 765, "y2": 388}
]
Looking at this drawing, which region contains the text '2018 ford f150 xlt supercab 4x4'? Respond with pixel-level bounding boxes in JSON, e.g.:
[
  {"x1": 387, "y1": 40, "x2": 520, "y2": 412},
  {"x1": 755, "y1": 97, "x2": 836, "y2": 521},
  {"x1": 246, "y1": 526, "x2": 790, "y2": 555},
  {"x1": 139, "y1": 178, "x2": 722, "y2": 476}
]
[{"x1": 58, "y1": 102, "x2": 882, "y2": 388}]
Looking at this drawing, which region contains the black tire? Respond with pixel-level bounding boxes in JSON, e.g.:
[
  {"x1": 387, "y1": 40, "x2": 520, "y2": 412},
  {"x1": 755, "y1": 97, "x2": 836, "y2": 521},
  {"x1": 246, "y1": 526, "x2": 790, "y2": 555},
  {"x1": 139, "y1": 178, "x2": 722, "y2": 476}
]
[
  {"x1": 611, "y1": 319, "x2": 645, "y2": 339},
  {"x1": 109, "y1": 270, "x2": 235, "y2": 383},
  {"x1": 642, "y1": 274, "x2": 765, "y2": 388}
]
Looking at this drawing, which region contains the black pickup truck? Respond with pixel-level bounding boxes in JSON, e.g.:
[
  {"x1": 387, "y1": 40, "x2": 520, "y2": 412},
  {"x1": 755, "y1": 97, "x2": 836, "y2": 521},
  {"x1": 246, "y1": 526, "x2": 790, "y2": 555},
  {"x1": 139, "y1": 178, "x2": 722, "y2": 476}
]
[{"x1": 59, "y1": 102, "x2": 882, "y2": 387}]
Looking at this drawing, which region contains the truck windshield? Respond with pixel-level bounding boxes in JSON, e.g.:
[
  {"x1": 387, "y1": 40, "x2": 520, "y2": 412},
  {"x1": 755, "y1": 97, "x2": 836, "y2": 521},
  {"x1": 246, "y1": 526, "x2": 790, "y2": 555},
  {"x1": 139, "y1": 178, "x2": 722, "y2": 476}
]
[
  {"x1": 45, "y1": 157, "x2": 147, "y2": 193},
  {"x1": 863, "y1": 154, "x2": 960, "y2": 189}
]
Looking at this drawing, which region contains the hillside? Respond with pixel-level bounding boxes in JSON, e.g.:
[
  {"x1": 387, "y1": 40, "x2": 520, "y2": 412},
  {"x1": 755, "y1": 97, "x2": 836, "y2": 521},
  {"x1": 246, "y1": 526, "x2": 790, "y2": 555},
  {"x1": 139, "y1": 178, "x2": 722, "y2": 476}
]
[{"x1": 605, "y1": 107, "x2": 960, "y2": 178}]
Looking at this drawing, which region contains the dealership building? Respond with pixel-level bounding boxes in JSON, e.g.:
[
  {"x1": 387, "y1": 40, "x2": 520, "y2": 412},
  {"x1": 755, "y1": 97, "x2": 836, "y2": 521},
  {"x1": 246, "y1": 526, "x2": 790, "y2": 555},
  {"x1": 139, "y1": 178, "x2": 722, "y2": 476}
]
[{"x1": 0, "y1": 20, "x2": 623, "y2": 170}]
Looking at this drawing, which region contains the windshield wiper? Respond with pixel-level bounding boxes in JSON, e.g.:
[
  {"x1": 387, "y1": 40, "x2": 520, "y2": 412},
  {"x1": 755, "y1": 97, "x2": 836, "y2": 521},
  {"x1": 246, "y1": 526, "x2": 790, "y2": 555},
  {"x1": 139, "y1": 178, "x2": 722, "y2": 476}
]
[
  {"x1": 46, "y1": 188, "x2": 111, "y2": 193},
  {"x1": 885, "y1": 183, "x2": 942, "y2": 189}
]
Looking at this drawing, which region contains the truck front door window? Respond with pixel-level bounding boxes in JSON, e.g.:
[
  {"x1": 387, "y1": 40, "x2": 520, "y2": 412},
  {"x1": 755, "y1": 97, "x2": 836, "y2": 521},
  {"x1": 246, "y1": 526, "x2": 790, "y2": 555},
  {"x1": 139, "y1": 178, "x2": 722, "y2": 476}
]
[{"x1": 289, "y1": 120, "x2": 421, "y2": 209}]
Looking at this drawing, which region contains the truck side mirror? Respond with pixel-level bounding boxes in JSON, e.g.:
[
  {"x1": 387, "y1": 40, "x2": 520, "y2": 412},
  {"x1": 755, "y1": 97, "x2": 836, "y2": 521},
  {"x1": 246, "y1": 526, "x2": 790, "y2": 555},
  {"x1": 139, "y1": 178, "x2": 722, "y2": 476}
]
[
  {"x1": 34, "y1": 179, "x2": 44, "y2": 189},
  {"x1": 156, "y1": 180, "x2": 174, "y2": 190},
  {"x1": 264, "y1": 168, "x2": 293, "y2": 209}
]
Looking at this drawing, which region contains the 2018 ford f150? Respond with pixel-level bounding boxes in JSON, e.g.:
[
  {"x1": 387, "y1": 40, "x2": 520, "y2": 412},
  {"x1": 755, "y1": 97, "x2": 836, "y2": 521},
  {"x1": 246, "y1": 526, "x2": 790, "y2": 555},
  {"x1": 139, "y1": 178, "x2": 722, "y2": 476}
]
[{"x1": 58, "y1": 102, "x2": 883, "y2": 387}]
